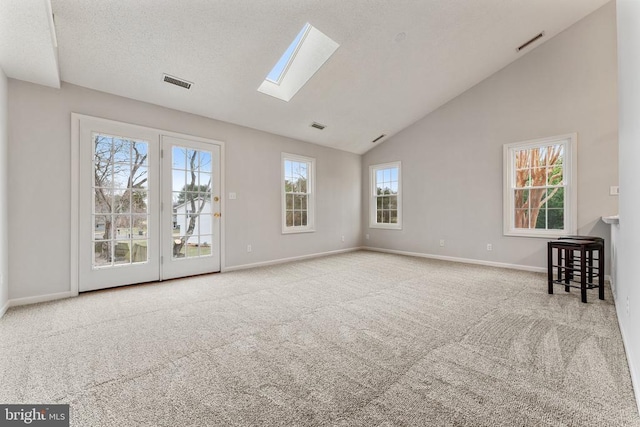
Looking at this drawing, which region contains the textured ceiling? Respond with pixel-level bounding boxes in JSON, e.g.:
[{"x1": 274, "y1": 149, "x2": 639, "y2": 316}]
[
  {"x1": 0, "y1": 0, "x2": 60, "y2": 88},
  {"x1": 3, "y1": 0, "x2": 612, "y2": 154}
]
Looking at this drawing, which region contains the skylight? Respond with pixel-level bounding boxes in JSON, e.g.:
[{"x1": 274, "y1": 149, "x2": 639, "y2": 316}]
[
  {"x1": 266, "y1": 23, "x2": 310, "y2": 84},
  {"x1": 258, "y1": 23, "x2": 339, "y2": 102}
]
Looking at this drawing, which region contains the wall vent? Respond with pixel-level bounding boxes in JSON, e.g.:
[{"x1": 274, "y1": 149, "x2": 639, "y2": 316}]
[
  {"x1": 310, "y1": 122, "x2": 326, "y2": 130},
  {"x1": 372, "y1": 134, "x2": 386, "y2": 143},
  {"x1": 517, "y1": 32, "x2": 545, "y2": 52},
  {"x1": 163, "y1": 74, "x2": 193, "y2": 89}
]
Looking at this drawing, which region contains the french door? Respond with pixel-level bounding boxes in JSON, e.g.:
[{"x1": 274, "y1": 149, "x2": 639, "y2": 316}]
[
  {"x1": 77, "y1": 116, "x2": 221, "y2": 292},
  {"x1": 161, "y1": 136, "x2": 221, "y2": 280}
]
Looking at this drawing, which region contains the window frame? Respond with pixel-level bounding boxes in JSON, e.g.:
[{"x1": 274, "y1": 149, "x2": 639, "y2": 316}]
[
  {"x1": 503, "y1": 133, "x2": 577, "y2": 238},
  {"x1": 281, "y1": 152, "x2": 316, "y2": 234},
  {"x1": 369, "y1": 161, "x2": 402, "y2": 230}
]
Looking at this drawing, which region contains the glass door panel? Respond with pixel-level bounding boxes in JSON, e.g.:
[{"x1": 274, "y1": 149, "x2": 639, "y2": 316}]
[
  {"x1": 92, "y1": 134, "x2": 150, "y2": 267},
  {"x1": 162, "y1": 136, "x2": 221, "y2": 280},
  {"x1": 171, "y1": 146, "x2": 213, "y2": 259}
]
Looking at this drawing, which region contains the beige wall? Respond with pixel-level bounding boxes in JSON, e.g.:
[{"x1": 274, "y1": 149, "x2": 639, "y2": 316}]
[
  {"x1": 362, "y1": 2, "x2": 618, "y2": 272},
  {"x1": 0, "y1": 68, "x2": 8, "y2": 313},
  {"x1": 616, "y1": 0, "x2": 640, "y2": 411},
  {"x1": 8, "y1": 81, "x2": 361, "y2": 300}
]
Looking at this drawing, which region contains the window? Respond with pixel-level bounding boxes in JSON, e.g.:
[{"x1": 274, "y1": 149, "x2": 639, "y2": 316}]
[
  {"x1": 282, "y1": 153, "x2": 315, "y2": 233},
  {"x1": 266, "y1": 23, "x2": 310, "y2": 84},
  {"x1": 503, "y1": 133, "x2": 577, "y2": 237},
  {"x1": 370, "y1": 162, "x2": 401, "y2": 229},
  {"x1": 258, "y1": 23, "x2": 339, "y2": 102}
]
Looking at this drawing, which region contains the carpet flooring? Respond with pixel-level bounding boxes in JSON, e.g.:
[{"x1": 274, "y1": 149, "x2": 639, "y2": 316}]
[{"x1": 0, "y1": 250, "x2": 638, "y2": 426}]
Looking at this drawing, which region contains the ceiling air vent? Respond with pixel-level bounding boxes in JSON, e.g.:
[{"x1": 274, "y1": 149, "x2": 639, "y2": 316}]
[
  {"x1": 310, "y1": 122, "x2": 326, "y2": 130},
  {"x1": 372, "y1": 134, "x2": 386, "y2": 143},
  {"x1": 517, "y1": 32, "x2": 545, "y2": 52},
  {"x1": 163, "y1": 74, "x2": 193, "y2": 90}
]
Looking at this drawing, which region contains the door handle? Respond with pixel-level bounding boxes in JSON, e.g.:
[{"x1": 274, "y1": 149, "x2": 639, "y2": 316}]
[{"x1": 214, "y1": 212, "x2": 221, "y2": 218}]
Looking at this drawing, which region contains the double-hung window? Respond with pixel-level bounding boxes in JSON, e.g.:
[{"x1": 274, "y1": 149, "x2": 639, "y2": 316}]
[
  {"x1": 370, "y1": 161, "x2": 402, "y2": 229},
  {"x1": 503, "y1": 134, "x2": 577, "y2": 237},
  {"x1": 282, "y1": 153, "x2": 315, "y2": 233}
]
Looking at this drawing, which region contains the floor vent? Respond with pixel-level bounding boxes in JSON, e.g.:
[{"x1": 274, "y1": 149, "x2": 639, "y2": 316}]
[
  {"x1": 310, "y1": 122, "x2": 326, "y2": 130},
  {"x1": 163, "y1": 74, "x2": 193, "y2": 89},
  {"x1": 517, "y1": 32, "x2": 545, "y2": 52}
]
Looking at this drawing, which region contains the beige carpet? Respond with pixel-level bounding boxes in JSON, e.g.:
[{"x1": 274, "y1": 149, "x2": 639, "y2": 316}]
[{"x1": 0, "y1": 250, "x2": 638, "y2": 426}]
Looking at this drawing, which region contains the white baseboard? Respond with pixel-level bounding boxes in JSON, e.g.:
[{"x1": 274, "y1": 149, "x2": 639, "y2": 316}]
[
  {"x1": 223, "y1": 247, "x2": 363, "y2": 272},
  {"x1": 8, "y1": 291, "x2": 76, "y2": 308},
  {"x1": 0, "y1": 299, "x2": 9, "y2": 318},
  {"x1": 612, "y1": 289, "x2": 640, "y2": 414},
  {"x1": 362, "y1": 246, "x2": 548, "y2": 273}
]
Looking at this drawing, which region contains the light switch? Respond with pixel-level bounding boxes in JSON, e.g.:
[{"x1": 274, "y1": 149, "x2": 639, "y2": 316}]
[
  {"x1": 229, "y1": 192, "x2": 237, "y2": 200},
  {"x1": 610, "y1": 186, "x2": 619, "y2": 196}
]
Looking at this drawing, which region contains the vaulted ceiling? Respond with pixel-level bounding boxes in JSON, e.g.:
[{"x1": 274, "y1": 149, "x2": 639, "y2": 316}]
[{"x1": 0, "y1": 0, "x2": 611, "y2": 154}]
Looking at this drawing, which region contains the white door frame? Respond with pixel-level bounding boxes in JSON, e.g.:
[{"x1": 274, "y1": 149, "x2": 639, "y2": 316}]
[{"x1": 70, "y1": 113, "x2": 226, "y2": 295}]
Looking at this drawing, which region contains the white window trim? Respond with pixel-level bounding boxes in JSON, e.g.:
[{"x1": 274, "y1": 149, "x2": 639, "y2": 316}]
[
  {"x1": 503, "y1": 133, "x2": 577, "y2": 238},
  {"x1": 281, "y1": 152, "x2": 316, "y2": 234},
  {"x1": 369, "y1": 161, "x2": 402, "y2": 230}
]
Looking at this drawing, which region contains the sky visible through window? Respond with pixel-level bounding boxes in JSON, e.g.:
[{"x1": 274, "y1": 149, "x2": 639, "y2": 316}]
[
  {"x1": 266, "y1": 23, "x2": 310, "y2": 84},
  {"x1": 171, "y1": 147, "x2": 213, "y2": 206},
  {"x1": 376, "y1": 168, "x2": 399, "y2": 194}
]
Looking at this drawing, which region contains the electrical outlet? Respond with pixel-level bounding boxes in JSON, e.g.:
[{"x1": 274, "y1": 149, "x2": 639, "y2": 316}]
[
  {"x1": 487, "y1": 243, "x2": 492, "y2": 251},
  {"x1": 627, "y1": 296, "x2": 630, "y2": 316},
  {"x1": 341, "y1": 235, "x2": 345, "y2": 242},
  {"x1": 365, "y1": 234, "x2": 370, "y2": 240},
  {"x1": 247, "y1": 244, "x2": 252, "y2": 253},
  {"x1": 610, "y1": 186, "x2": 619, "y2": 196},
  {"x1": 229, "y1": 192, "x2": 237, "y2": 200},
  {"x1": 439, "y1": 239, "x2": 445, "y2": 247}
]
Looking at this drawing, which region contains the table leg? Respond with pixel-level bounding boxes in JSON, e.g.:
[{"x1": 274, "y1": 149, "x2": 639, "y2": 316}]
[
  {"x1": 587, "y1": 249, "x2": 593, "y2": 285},
  {"x1": 547, "y1": 242, "x2": 553, "y2": 294},
  {"x1": 581, "y1": 245, "x2": 587, "y2": 303},
  {"x1": 599, "y1": 245, "x2": 605, "y2": 300},
  {"x1": 563, "y1": 248, "x2": 570, "y2": 292}
]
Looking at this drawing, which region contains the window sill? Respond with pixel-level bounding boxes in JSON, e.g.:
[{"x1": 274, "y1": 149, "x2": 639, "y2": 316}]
[
  {"x1": 282, "y1": 228, "x2": 316, "y2": 235},
  {"x1": 369, "y1": 224, "x2": 402, "y2": 230},
  {"x1": 504, "y1": 230, "x2": 573, "y2": 239}
]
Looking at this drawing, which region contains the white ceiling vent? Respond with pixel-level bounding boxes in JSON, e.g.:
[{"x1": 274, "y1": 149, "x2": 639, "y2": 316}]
[
  {"x1": 163, "y1": 74, "x2": 193, "y2": 89},
  {"x1": 310, "y1": 122, "x2": 326, "y2": 130},
  {"x1": 516, "y1": 32, "x2": 545, "y2": 52}
]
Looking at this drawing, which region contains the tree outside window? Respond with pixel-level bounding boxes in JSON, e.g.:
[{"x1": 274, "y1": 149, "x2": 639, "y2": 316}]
[
  {"x1": 93, "y1": 134, "x2": 149, "y2": 265},
  {"x1": 282, "y1": 153, "x2": 315, "y2": 233},
  {"x1": 504, "y1": 134, "x2": 576, "y2": 237},
  {"x1": 513, "y1": 144, "x2": 564, "y2": 230},
  {"x1": 370, "y1": 162, "x2": 401, "y2": 229},
  {"x1": 171, "y1": 147, "x2": 212, "y2": 258}
]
